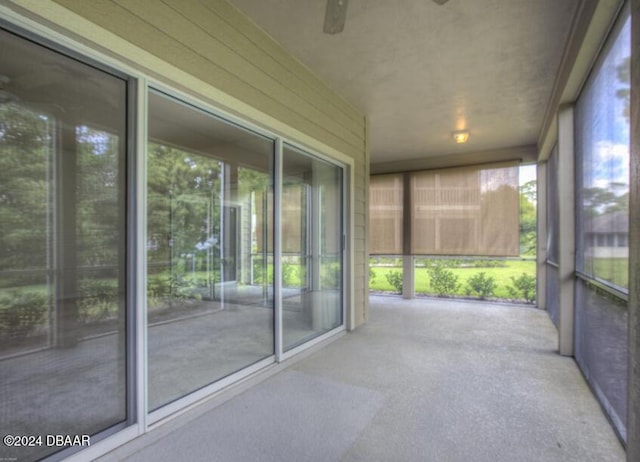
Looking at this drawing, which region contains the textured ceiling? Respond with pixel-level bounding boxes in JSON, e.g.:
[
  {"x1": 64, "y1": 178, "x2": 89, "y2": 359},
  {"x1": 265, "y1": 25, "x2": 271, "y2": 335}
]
[{"x1": 228, "y1": 0, "x2": 579, "y2": 164}]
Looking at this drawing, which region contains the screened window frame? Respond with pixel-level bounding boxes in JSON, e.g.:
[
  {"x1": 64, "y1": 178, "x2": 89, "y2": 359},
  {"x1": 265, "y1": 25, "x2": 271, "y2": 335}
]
[
  {"x1": 571, "y1": 3, "x2": 631, "y2": 443},
  {"x1": 574, "y1": 3, "x2": 631, "y2": 299}
]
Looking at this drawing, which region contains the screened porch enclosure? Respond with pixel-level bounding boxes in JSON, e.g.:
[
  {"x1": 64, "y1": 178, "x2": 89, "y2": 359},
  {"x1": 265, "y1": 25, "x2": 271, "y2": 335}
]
[
  {"x1": 0, "y1": 0, "x2": 638, "y2": 459},
  {"x1": 368, "y1": 162, "x2": 529, "y2": 301}
]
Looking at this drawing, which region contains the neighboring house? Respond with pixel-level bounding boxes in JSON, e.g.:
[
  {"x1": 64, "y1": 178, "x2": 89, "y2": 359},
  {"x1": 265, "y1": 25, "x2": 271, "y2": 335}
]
[{"x1": 585, "y1": 210, "x2": 629, "y2": 259}]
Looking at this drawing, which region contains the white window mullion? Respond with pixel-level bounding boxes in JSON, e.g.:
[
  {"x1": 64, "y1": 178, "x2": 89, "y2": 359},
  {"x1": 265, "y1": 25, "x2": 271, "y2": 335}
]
[
  {"x1": 136, "y1": 78, "x2": 149, "y2": 432},
  {"x1": 274, "y1": 138, "x2": 283, "y2": 361}
]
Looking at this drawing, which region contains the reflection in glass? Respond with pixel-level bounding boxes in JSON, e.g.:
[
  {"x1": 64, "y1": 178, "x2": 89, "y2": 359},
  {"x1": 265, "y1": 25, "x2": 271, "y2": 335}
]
[
  {"x1": 573, "y1": 9, "x2": 630, "y2": 442},
  {"x1": 282, "y1": 145, "x2": 343, "y2": 351},
  {"x1": 0, "y1": 28, "x2": 128, "y2": 460},
  {"x1": 575, "y1": 14, "x2": 630, "y2": 290},
  {"x1": 147, "y1": 91, "x2": 274, "y2": 410}
]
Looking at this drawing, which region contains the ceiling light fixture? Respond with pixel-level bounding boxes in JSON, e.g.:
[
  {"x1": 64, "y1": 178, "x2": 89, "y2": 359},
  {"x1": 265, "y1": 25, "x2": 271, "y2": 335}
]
[{"x1": 452, "y1": 130, "x2": 469, "y2": 144}]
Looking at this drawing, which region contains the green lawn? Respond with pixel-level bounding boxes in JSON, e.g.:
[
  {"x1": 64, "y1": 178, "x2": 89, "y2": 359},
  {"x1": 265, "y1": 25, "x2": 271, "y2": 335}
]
[
  {"x1": 370, "y1": 260, "x2": 536, "y2": 301},
  {"x1": 589, "y1": 258, "x2": 628, "y2": 289}
]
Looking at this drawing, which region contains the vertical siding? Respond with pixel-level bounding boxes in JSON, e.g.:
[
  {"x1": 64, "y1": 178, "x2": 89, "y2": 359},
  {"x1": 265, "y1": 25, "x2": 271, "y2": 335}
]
[{"x1": 17, "y1": 0, "x2": 368, "y2": 325}]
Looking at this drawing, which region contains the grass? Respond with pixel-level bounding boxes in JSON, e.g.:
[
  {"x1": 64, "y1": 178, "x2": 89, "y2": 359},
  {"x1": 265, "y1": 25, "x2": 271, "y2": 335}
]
[
  {"x1": 370, "y1": 260, "x2": 536, "y2": 300},
  {"x1": 588, "y1": 258, "x2": 628, "y2": 289}
]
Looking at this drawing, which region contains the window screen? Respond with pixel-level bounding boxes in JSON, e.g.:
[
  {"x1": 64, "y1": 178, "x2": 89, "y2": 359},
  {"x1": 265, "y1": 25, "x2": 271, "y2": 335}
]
[
  {"x1": 575, "y1": 13, "x2": 630, "y2": 291},
  {"x1": 573, "y1": 8, "x2": 630, "y2": 442}
]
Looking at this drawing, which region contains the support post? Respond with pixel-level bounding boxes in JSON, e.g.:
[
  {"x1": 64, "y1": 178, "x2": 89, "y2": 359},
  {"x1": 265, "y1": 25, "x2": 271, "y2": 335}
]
[
  {"x1": 402, "y1": 255, "x2": 414, "y2": 299},
  {"x1": 537, "y1": 161, "x2": 548, "y2": 310},
  {"x1": 402, "y1": 173, "x2": 414, "y2": 299},
  {"x1": 557, "y1": 105, "x2": 575, "y2": 356}
]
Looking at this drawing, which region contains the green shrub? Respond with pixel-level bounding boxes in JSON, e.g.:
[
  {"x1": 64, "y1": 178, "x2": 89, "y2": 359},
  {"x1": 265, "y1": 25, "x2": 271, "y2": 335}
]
[
  {"x1": 507, "y1": 273, "x2": 536, "y2": 303},
  {"x1": 473, "y1": 259, "x2": 506, "y2": 268},
  {"x1": 0, "y1": 291, "x2": 47, "y2": 343},
  {"x1": 80, "y1": 279, "x2": 118, "y2": 305},
  {"x1": 252, "y1": 259, "x2": 273, "y2": 285},
  {"x1": 169, "y1": 273, "x2": 197, "y2": 299},
  {"x1": 385, "y1": 270, "x2": 403, "y2": 293},
  {"x1": 148, "y1": 276, "x2": 170, "y2": 300},
  {"x1": 79, "y1": 279, "x2": 119, "y2": 324},
  {"x1": 427, "y1": 263, "x2": 460, "y2": 296},
  {"x1": 465, "y1": 272, "x2": 497, "y2": 299},
  {"x1": 369, "y1": 267, "x2": 376, "y2": 284},
  {"x1": 282, "y1": 262, "x2": 297, "y2": 287},
  {"x1": 147, "y1": 273, "x2": 201, "y2": 304},
  {"x1": 321, "y1": 262, "x2": 341, "y2": 289}
]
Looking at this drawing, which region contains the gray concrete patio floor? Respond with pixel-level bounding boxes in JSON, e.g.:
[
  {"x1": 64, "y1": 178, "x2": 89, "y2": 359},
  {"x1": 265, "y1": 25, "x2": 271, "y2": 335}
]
[{"x1": 100, "y1": 295, "x2": 625, "y2": 462}]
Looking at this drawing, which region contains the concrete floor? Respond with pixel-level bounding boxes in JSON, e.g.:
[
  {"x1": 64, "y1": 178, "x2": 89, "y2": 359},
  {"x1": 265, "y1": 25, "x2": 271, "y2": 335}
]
[{"x1": 100, "y1": 296, "x2": 625, "y2": 462}]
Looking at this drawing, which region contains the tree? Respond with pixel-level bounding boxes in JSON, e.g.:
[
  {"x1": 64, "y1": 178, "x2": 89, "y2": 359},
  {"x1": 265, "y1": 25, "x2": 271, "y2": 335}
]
[
  {"x1": 0, "y1": 104, "x2": 50, "y2": 283},
  {"x1": 147, "y1": 143, "x2": 222, "y2": 276},
  {"x1": 583, "y1": 185, "x2": 629, "y2": 217},
  {"x1": 519, "y1": 180, "x2": 537, "y2": 256},
  {"x1": 616, "y1": 56, "x2": 630, "y2": 123}
]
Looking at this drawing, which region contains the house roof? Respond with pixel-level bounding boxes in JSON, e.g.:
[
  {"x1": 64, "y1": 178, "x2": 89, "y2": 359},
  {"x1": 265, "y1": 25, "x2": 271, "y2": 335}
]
[{"x1": 586, "y1": 210, "x2": 629, "y2": 233}]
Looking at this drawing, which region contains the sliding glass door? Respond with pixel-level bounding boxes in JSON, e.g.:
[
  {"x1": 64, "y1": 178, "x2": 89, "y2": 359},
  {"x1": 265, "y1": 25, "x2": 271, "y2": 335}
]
[
  {"x1": 147, "y1": 91, "x2": 274, "y2": 411},
  {"x1": 0, "y1": 27, "x2": 129, "y2": 461},
  {"x1": 0, "y1": 19, "x2": 349, "y2": 460},
  {"x1": 282, "y1": 145, "x2": 343, "y2": 351}
]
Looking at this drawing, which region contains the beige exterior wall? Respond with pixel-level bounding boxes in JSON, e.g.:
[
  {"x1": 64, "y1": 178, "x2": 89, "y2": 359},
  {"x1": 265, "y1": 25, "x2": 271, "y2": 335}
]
[{"x1": 2, "y1": 0, "x2": 369, "y2": 326}]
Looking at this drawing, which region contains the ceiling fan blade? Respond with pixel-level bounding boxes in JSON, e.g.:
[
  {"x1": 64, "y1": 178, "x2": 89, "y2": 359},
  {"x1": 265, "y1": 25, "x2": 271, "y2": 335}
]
[
  {"x1": 323, "y1": 0, "x2": 349, "y2": 34},
  {"x1": 432, "y1": 0, "x2": 450, "y2": 5}
]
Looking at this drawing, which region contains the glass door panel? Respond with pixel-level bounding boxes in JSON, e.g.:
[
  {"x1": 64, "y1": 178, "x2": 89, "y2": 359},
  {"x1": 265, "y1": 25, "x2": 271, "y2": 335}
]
[
  {"x1": 0, "y1": 28, "x2": 129, "y2": 461},
  {"x1": 147, "y1": 91, "x2": 274, "y2": 411},
  {"x1": 282, "y1": 145, "x2": 343, "y2": 350}
]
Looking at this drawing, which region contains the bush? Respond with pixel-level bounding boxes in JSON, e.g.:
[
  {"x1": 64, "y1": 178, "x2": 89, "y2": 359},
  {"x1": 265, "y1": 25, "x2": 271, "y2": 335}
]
[
  {"x1": 507, "y1": 273, "x2": 536, "y2": 303},
  {"x1": 369, "y1": 267, "x2": 376, "y2": 284},
  {"x1": 80, "y1": 279, "x2": 118, "y2": 305},
  {"x1": 0, "y1": 291, "x2": 47, "y2": 343},
  {"x1": 79, "y1": 279, "x2": 119, "y2": 324},
  {"x1": 147, "y1": 273, "x2": 202, "y2": 306},
  {"x1": 321, "y1": 262, "x2": 341, "y2": 289},
  {"x1": 465, "y1": 272, "x2": 497, "y2": 299},
  {"x1": 385, "y1": 270, "x2": 403, "y2": 293},
  {"x1": 282, "y1": 262, "x2": 297, "y2": 287},
  {"x1": 252, "y1": 258, "x2": 273, "y2": 285},
  {"x1": 473, "y1": 259, "x2": 506, "y2": 268},
  {"x1": 427, "y1": 263, "x2": 459, "y2": 296},
  {"x1": 169, "y1": 273, "x2": 198, "y2": 299}
]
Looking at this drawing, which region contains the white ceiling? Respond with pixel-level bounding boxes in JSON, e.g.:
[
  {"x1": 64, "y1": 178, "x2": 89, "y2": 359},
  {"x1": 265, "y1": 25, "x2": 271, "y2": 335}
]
[{"x1": 228, "y1": 0, "x2": 580, "y2": 165}]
